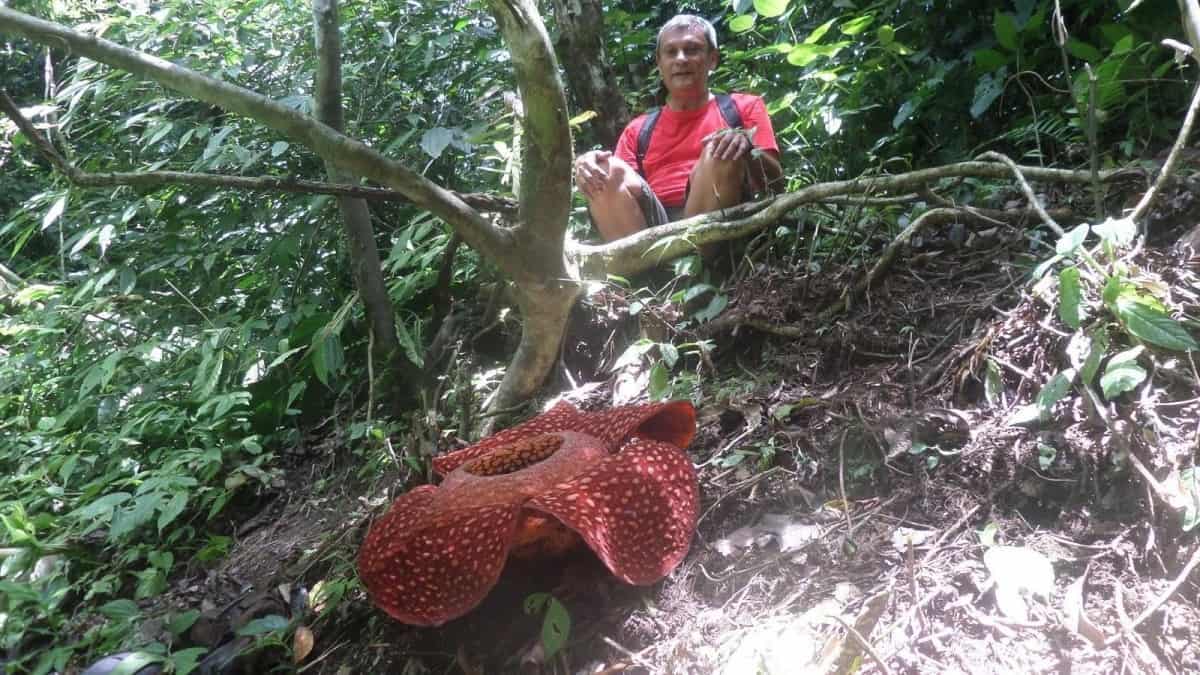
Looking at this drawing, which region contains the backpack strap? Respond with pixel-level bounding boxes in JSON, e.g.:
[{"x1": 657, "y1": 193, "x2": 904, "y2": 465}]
[
  {"x1": 635, "y1": 94, "x2": 744, "y2": 178},
  {"x1": 635, "y1": 107, "x2": 661, "y2": 178},
  {"x1": 715, "y1": 93, "x2": 744, "y2": 130}
]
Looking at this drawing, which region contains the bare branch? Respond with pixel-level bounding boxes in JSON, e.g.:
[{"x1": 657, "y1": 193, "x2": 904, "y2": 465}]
[
  {"x1": 0, "y1": 93, "x2": 516, "y2": 212},
  {"x1": 1129, "y1": 79, "x2": 1200, "y2": 223},
  {"x1": 571, "y1": 160, "x2": 1128, "y2": 278}
]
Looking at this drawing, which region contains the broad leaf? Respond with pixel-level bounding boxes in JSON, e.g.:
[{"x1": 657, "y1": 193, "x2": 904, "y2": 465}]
[
  {"x1": 730, "y1": 15, "x2": 756, "y2": 33},
  {"x1": 1055, "y1": 223, "x2": 1090, "y2": 256},
  {"x1": 1036, "y1": 369, "x2": 1076, "y2": 419},
  {"x1": 99, "y1": 598, "x2": 141, "y2": 621},
  {"x1": 1100, "y1": 346, "x2": 1146, "y2": 399},
  {"x1": 754, "y1": 0, "x2": 790, "y2": 19},
  {"x1": 1112, "y1": 293, "x2": 1199, "y2": 351},
  {"x1": 1092, "y1": 216, "x2": 1136, "y2": 247},
  {"x1": 970, "y1": 70, "x2": 1004, "y2": 118},
  {"x1": 42, "y1": 194, "x2": 67, "y2": 230},
  {"x1": 1058, "y1": 266, "x2": 1083, "y2": 329},
  {"x1": 237, "y1": 614, "x2": 289, "y2": 636},
  {"x1": 1181, "y1": 468, "x2": 1200, "y2": 532},
  {"x1": 994, "y1": 11, "x2": 1019, "y2": 50},
  {"x1": 540, "y1": 596, "x2": 571, "y2": 658},
  {"x1": 840, "y1": 14, "x2": 874, "y2": 36}
]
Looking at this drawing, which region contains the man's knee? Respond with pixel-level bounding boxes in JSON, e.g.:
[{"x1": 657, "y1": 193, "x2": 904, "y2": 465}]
[{"x1": 585, "y1": 157, "x2": 644, "y2": 206}]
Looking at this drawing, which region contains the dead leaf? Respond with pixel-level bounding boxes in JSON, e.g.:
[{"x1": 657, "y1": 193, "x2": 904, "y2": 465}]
[
  {"x1": 984, "y1": 546, "x2": 1055, "y2": 622},
  {"x1": 1062, "y1": 576, "x2": 1106, "y2": 647},
  {"x1": 890, "y1": 527, "x2": 936, "y2": 553},
  {"x1": 293, "y1": 625, "x2": 315, "y2": 663},
  {"x1": 714, "y1": 514, "x2": 820, "y2": 558}
]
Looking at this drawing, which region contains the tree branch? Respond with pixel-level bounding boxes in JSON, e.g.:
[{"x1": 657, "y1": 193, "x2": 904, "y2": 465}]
[
  {"x1": 312, "y1": 0, "x2": 418, "y2": 410},
  {"x1": 0, "y1": 93, "x2": 516, "y2": 212},
  {"x1": 0, "y1": 7, "x2": 518, "y2": 273},
  {"x1": 570, "y1": 160, "x2": 1129, "y2": 278},
  {"x1": 486, "y1": 0, "x2": 572, "y2": 281}
]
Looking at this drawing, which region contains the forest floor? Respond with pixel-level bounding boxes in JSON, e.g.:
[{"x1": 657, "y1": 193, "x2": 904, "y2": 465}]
[{"x1": 144, "y1": 180, "x2": 1200, "y2": 674}]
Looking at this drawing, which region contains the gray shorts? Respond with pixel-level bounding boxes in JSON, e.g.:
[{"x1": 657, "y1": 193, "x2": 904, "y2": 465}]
[{"x1": 637, "y1": 182, "x2": 685, "y2": 226}]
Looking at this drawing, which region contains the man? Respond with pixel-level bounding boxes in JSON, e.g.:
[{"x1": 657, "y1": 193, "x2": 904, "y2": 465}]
[{"x1": 574, "y1": 14, "x2": 784, "y2": 242}]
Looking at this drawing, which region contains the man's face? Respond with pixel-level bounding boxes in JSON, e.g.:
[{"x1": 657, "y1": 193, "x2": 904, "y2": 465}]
[{"x1": 656, "y1": 26, "x2": 718, "y2": 97}]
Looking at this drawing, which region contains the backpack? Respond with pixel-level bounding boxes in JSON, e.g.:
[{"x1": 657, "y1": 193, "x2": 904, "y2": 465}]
[{"x1": 635, "y1": 93, "x2": 743, "y2": 178}]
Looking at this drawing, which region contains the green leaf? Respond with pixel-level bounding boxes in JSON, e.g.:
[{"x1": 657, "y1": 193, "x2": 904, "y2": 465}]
[
  {"x1": 840, "y1": 14, "x2": 874, "y2": 35},
  {"x1": 1058, "y1": 266, "x2": 1083, "y2": 329},
  {"x1": 972, "y1": 48, "x2": 1008, "y2": 71},
  {"x1": 1100, "y1": 346, "x2": 1147, "y2": 399},
  {"x1": 1036, "y1": 369, "x2": 1076, "y2": 419},
  {"x1": 1037, "y1": 443, "x2": 1057, "y2": 470},
  {"x1": 99, "y1": 598, "x2": 141, "y2": 621},
  {"x1": 1055, "y1": 223, "x2": 1090, "y2": 256},
  {"x1": 1092, "y1": 216, "x2": 1136, "y2": 247},
  {"x1": 523, "y1": 592, "x2": 550, "y2": 614},
  {"x1": 72, "y1": 492, "x2": 131, "y2": 522},
  {"x1": 612, "y1": 338, "x2": 654, "y2": 371},
  {"x1": 237, "y1": 614, "x2": 289, "y2": 636},
  {"x1": 803, "y1": 18, "x2": 836, "y2": 44},
  {"x1": 648, "y1": 362, "x2": 670, "y2": 400},
  {"x1": 970, "y1": 70, "x2": 1004, "y2": 119},
  {"x1": 541, "y1": 596, "x2": 571, "y2": 658},
  {"x1": 754, "y1": 0, "x2": 790, "y2": 18},
  {"x1": 110, "y1": 493, "x2": 160, "y2": 539},
  {"x1": 1079, "y1": 328, "x2": 1109, "y2": 384},
  {"x1": 42, "y1": 194, "x2": 67, "y2": 230},
  {"x1": 169, "y1": 647, "x2": 208, "y2": 675},
  {"x1": 729, "y1": 15, "x2": 756, "y2": 33},
  {"x1": 692, "y1": 293, "x2": 728, "y2": 323},
  {"x1": 1113, "y1": 293, "x2": 1199, "y2": 351},
  {"x1": 1181, "y1": 468, "x2": 1200, "y2": 532},
  {"x1": 876, "y1": 25, "x2": 895, "y2": 46},
  {"x1": 1102, "y1": 275, "x2": 1127, "y2": 307},
  {"x1": 660, "y1": 342, "x2": 680, "y2": 369},
  {"x1": 786, "y1": 42, "x2": 849, "y2": 67},
  {"x1": 994, "y1": 11, "x2": 1019, "y2": 50},
  {"x1": 1066, "y1": 39, "x2": 1103, "y2": 62},
  {"x1": 158, "y1": 492, "x2": 188, "y2": 533},
  {"x1": 985, "y1": 359, "x2": 1003, "y2": 407}
]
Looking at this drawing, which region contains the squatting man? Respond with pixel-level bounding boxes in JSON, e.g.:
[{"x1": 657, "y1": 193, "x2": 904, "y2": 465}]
[{"x1": 573, "y1": 14, "x2": 784, "y2": 242}]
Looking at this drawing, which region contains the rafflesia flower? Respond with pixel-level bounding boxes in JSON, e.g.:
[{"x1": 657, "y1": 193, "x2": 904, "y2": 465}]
[{"x1": 357, "y1": 400, "x2": 699, "y2": 626}]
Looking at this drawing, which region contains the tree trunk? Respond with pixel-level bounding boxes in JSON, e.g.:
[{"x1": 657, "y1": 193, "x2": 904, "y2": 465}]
[
  {"x1": 549, "y1": 0, "x2": 631, "y2": 150},
  {"x1": 489, "y1": 279, "x2": 580, "y2": 414},
  {"x1": 312, "y1": 0, "x2": 418, "y2": 412}
]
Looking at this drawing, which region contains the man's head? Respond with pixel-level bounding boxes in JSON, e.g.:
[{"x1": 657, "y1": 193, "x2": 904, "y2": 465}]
[{"x1": 655, "y1": 15, "x2": 719, "y2": 101}]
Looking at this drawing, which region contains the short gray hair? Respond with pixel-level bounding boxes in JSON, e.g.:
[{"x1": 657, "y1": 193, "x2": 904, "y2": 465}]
[{"x1": 656, "y1": 14, "x2": 718, "y2": 53}]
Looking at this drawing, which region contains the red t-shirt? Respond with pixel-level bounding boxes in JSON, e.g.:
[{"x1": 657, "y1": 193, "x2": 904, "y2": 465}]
[{"x1": 615, "y1": 93, "x2": 779, "y2": 208}]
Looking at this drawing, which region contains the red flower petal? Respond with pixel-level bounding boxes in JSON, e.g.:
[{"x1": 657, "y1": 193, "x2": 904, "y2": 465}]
[
  {"x1": 573, "y1": 400, "x2": 697, "y2": 450},
  {"x1": 525, "y1": 438, "x2": 699, "y2": 585},
  {"x1": 431, "y1": 401, "x2": 583, "y2": 476},
  {"x1": 358, "y1": 497, "x2": 521, "y2": 626}
]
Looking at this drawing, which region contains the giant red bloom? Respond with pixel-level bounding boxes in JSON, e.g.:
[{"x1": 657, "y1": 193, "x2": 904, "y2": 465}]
[{"x1": 357, "y1": 400, "x2": 699, "y2": 626}]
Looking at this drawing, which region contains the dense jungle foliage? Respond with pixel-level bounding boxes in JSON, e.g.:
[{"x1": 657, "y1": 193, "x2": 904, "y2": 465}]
[{"x1": 0, "y1": 0, "x2": 1194, "y2": 671}]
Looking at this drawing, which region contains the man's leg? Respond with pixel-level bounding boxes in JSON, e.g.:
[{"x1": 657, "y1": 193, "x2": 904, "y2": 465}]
[
  {"x1": 682, "y1": 142, "x2": 747, "y2": 217},
  {"x1": 585, "y1": 156, "x2": 658, "y2": 242}
]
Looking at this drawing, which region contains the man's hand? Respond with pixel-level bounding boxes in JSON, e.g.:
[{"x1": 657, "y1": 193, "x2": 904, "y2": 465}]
[
  {"x1": 574, "y1": 150, "x2": 612, "y2": 199},
  {"x1": 701, "y1": 127, "x2": 755, "y2": 161}
]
